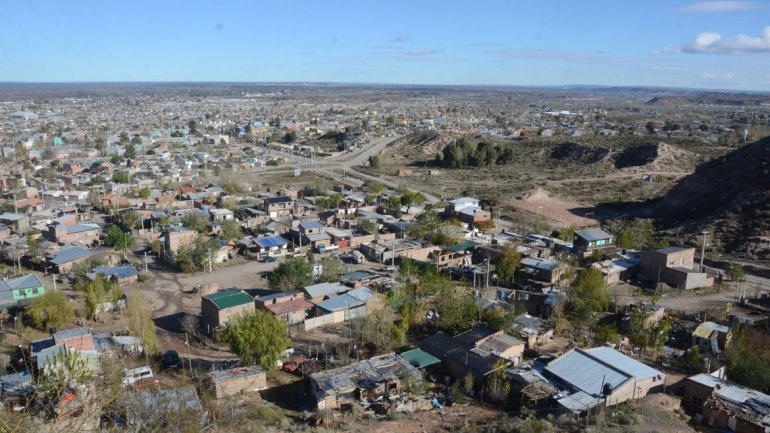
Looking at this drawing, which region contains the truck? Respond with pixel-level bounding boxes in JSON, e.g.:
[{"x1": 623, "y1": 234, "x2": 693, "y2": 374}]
[
  {"x1": 351, "y1": 250, "x2": 365, "y2": 264},
  {"x1": 317, "y1": 244, "x2": 339, "y2": 254}
]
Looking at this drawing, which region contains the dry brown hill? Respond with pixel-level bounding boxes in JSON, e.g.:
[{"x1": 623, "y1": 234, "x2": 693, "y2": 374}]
[{"x1": 658, "y1": 136, "x2": 770, "y2": 258}]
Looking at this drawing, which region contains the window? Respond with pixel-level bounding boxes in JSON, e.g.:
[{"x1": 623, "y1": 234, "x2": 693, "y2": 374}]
[{"x1": 680, "y1": 257, "x2": 685, "y2": 265}]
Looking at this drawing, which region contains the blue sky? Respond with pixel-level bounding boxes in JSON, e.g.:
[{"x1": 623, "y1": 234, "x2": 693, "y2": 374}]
[{"x1": 2, "y1": 0, "x2": 770, "y2": 90}]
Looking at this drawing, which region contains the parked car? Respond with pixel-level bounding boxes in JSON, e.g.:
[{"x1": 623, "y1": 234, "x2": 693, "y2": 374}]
[{"x1": 261, "y1": 255, "x2": 278, "y2": 263}]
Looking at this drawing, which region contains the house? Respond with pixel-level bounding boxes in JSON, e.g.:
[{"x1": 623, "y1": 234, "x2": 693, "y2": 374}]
[
  {"x1": 509, "y1": 347, "x2": 665, "y2": 415},
  {"x1": 163, "y1": 227, "x2": 197, "y2": 254},
  {"x1": 0, "y1": 213, "x2": 29, "y2": 234},
  {"x1": 88, "y1": 264, "x2": 140, "y2": 285},
  {"x1": 254, "y1": 236, "x2": 288, "y2": 258},
  {"x1": 302, "y1": 282, "x2": 349, "y2": 303},
  {"x1": 519, "y1": 257, "x2": 561, "y2": 283},
  {"x1": 310, "y1": 353, "x2": 421, "y2": 410},
  {"x1": 592, "y1": 257, "x2": 639, "y2": 284},
  {"x1": 48, "y1": 223, "x2": 100, "y2": 245},
  {"x1": 619, "y1": 303, "x2": 666, "y2": 334},
  {"x1": 447, "y1": 197, "x2": 480, "y2": 215},
  {"x1": 255, "y1": 291, "x2": 314, "y2": 325},
  {"x1": 209, "y1": 208, "x2": 234, "y2": 222},
  {"x1": 0, "y1": 273, "x2": 45, "y2": 311},
  {"x1": 124, "y1": 386, "x2": 207, "y2": 429},
  {"x1": 457, "y1": 207, "x2": 492, "y2": 226},
  {"x1": 263, "y1": 196, "x2": 294, "y2": 219},
  {"x1": 205, "y1": 366, "x2": 267, "y2": 399},
  {"x1": 201, "y1": 289, "x2": 254, "y2": 332},
  {"x1": 30, "y1": 327, "x2": 102, "y2": 375},
  {"x1": 573, "y1": 228, "x2": 614, "y2": 256},
  {"x1": 639, "y1": 246, "x2": 713, "y2": 290},
  {"x1": 684, "y1": 372, "x2": 770, "y2": 433},
  {"x1": 691, "y1": 321, "x2": 732, "y2": 354},
  {"x1": 512, "y1": 314, "x2": 554, "y2": 348},
  {"x1": 46, "y1": 245, "x2": 97, "y2": 274},
  {"x1": 420, "y1": 326, "x2": 525, "y2": 385},
  {"x1": 0, "y1": 371, "x2": 34, "y2": 409}
]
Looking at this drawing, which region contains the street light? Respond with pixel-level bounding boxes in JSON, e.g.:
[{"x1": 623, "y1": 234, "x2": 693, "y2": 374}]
[
  {"x1": 45, "y1": 266, "x2": 57, "y2": 291},
  {"x1": 700, "y1": 230, "x2": 708, "y2": 272}
]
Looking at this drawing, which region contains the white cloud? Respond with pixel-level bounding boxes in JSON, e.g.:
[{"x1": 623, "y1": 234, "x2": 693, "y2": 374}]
[
  {"x1": 679, "y1": 1, "x2": 766, "y2": 12},
  {"x1": 701, "y1": 72, "x2": 736, "y2": 79},
  {"x1": 406, "y1": 48, "x2": 437, "y2": 57},
  {"x1": 655, "y1": 26, "x2": 770, "y2": 54},
  {"x1": 393, "y1": 35, "x2": 411, "y2": 43}
]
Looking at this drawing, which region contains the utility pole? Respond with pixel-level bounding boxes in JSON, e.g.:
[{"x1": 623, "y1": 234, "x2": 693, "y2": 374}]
[
  {"x1": 700, "y1": 230, "x2": 708, "y2": 272},
  {"x1": 207, "y1": 246, "x2": 213, "y2": 273},
  {"x1": 185, "y1": 333, "x2": 193, "y2": 375},
  {"x1": 144, "y1": 251, "x2": 149, "y2": 274}
]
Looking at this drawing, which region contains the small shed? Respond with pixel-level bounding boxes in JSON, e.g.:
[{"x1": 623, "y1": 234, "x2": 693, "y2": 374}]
[{"x1": 206, "y1": 366, "x2": 267, "y2": 399}]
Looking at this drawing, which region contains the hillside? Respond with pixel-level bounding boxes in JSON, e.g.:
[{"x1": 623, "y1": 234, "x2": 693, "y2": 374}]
[{"x1": 657, "y1": 136, "x2": 770, "y2": 258}]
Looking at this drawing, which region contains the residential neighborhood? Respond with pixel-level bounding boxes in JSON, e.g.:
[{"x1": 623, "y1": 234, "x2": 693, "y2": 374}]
[{"x1": 0, "y1": 81, "x2": 768, "y2": 433}]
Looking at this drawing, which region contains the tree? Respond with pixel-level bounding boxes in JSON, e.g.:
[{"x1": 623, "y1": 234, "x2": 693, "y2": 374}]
[
  {"x1": 175, "y1": 235, "x2": 217, "y2": 273},
  {"x1": 435, "y1": 285, "x2": 478, "y2": 335},
  {"x1": 224, "y1": 310, "x2": 290, "y2": 369},
  {"x1": 364, "y1": 180, "x2": 384, "y2": 195},
  {"x1": 105, "y1": 225, "x2": 134, "y2": 255},
  {"x1": 121, "y1": 210, "x2": 140, "y2": 230},
  {"x1": 137, "y1": 187, "x2": 151, "y2": 199},
  {"x1": 368, "y1": 155, "x2": 381, "y2": 169},
  {"x1": 319, "y1": 257, "x2": 343, "y2": 283},
  {"x1": 727, "y1": 264, "x2": 746, "y2": 282},
  {"x1": 35, "y1": 349, "x2": 92, "y2": 404},
  {"x1": 268, "y1": 257, "x2": 314, "y2": 291},
  {"x1": 482, "y1": 305, "x2": 524, "y2": 332},
  {"x1": 125, "y1": 142, "x2": 137, "y2": 159},
  {"x1": 182, "y1": 212, "x2": 209, "y2": 233},
  {"x1": 594, "y1": 324, "x2": 621, "y2": 347},
  {"x1": 495, "y1": 247, "x2": 522, "y2": 282},
  {"x1": 556, "y1": 225, "x2": 576, "y2": 242},
  {"x1": 572, "y1": 267, "x2": 609, "y2": 313},
  {"x1": 83, "y1": 274, "x2": 122, "y2": 319},
  {"x1": 111, "y1": 171, "x2": 130, "y2": 184},
  {"x1": 645, "y1": 121, "x2": 656, "y2": 134},
  {"x1": 220, "y1": 220, "x2": 242, "y2": 243},
  {"x1": 126, "y1": 291, "x2": 157, "y2": 357},
  {"x1": 27, "y1": 291, "x2": 74, "y2": 330}
]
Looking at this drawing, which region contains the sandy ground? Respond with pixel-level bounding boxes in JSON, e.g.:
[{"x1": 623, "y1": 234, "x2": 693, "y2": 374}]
[{"x1": 509, "y1": 187, "x2": 598, "y2": 228}]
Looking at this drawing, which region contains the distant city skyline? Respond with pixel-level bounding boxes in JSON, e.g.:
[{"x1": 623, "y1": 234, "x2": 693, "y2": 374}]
[{"x1": 2, "y1": 0, "x2": 770, "y2": 91}]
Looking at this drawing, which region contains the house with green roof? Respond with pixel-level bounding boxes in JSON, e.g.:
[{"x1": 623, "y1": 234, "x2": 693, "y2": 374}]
[{"x1": 201, "y1": 289, "x2": 254, "y2": 332}]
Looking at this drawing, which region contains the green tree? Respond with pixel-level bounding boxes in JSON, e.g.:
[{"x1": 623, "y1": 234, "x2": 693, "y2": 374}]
[
  {"x1": 224, "y1": 310, "x2": 291, "y2": 369},
  {"x1": 268, "y1": 257, "x2": 314, "y2": 291},
  {"x1": 27, "y1": 291, "x2": 74, "y2": 330},
  {"x1": 35, "y1": 349, "x2": 92, "y2": 404},
  {"x1": 220, "y1": 220, "x2": 242, "y2": 243},
  {"x1": 127, "y1": 291, "x2": 158, "y2": 357},
  {"x1": 319, "y1": 257, "x2": 343, "y2": 283},
  {"x1": 572, "y1": 267, "x2": 609, "y2": 313},
  {"x1": 125, "y1": 142, "x2": 137, "y2": 159},
  {"x1": 556, "y1": 225, "x2": 577, "y2": 242},
  {"x1": 496, "y1": 247, "x2": 522, "y2": 282},
  {"x1": 111, "y1": 171, "x2": 130, "y2": 184},
  {"x1": 435, "y1": 285, "x2": 478, "y2": 335},
  {"x1": 727, "y1": 264, "x2": 746, "y2": 282},
  {"x1": 138, "y1": 187, "x2": 151, "y2": 199},
  {"x1": 105, "y1": 225, "x2": 134, "y2": 254},
  {"x1": 593, "y1": 324, "x2": 621, "y2": 347},
  {"x1": 182, "y1": 212, "x2": 209, "y2": 233},
  {"x1": 368, "y1": 155, "x2": 381, "y2": 169}
]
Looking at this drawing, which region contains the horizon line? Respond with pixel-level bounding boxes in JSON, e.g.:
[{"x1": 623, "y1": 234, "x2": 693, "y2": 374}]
[{"x1": 0, "y1": 80, "x2": 768, "y2": 94}]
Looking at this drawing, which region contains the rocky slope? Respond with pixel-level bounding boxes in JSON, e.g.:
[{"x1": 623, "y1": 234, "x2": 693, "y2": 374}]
[{"x1": 657, "y1": 137, "x2": 770, "y2": 258}]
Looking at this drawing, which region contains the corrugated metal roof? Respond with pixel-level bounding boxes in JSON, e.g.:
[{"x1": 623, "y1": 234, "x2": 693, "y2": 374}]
[
  {"x1": 255, "y1": 236, "x2": 287, "y2": 248},
  {"x1": 586, "y1": 347, "x2": 663, "y2": 379},
  {"x1": 48, "y1": 246, "x2": 94, "y2": 264},
  {"x1": 347, "y1": 287, "x2": 376, "y2": 303},
  {"x1": 0, "y1": 273, "x2": 44, "y2": 292},
  {"x1": 575, "y1": 228, "x2": 613, "y2": 242},
  {"x1": 304, "y1": 282, "x2": 348, "y2": 299},
  {"x1": 315, "y1": 294, "x2": 363, "y2": 312},
  {"x1": 399, "y1": 348, "x2": 440, "y2": 369},
  {"x1": 545, "y1": 348, "x2": 630, "y2": 397}
]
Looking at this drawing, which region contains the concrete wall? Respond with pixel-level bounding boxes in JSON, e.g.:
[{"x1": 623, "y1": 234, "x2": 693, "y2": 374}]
[{"x1": 213, "y1": 373, "x2": 267, "y2": 399}]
